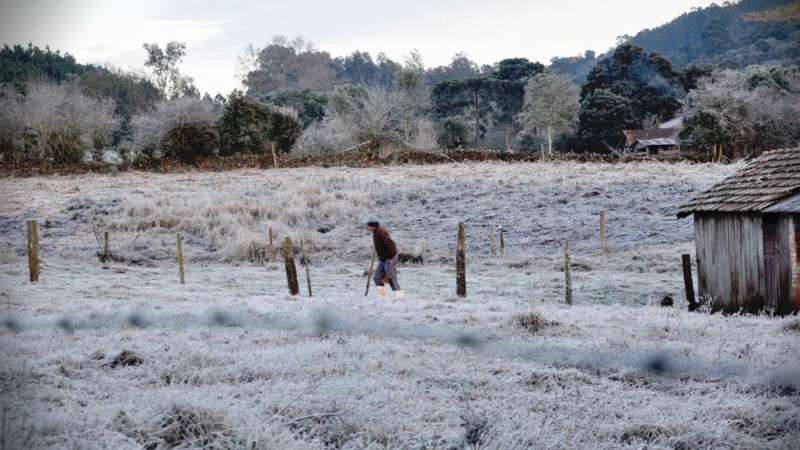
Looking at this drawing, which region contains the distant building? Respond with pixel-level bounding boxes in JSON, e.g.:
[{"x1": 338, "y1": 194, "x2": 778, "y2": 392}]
[
  {"x1": 676, "y1": 148, "x2": 800, "y2": 315},
  {"x1": 622, "y1": 117, "x2": 682, "y2": 157}
]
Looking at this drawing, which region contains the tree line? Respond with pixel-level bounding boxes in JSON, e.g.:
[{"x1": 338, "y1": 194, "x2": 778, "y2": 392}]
[{"x1": 1, "y1": 4, "x2": 799, "y2": 167}]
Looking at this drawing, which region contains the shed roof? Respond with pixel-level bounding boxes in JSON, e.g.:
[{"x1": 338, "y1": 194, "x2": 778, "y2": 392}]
[
  {"x1": 764, "y1": 192, "x2": 800, "y2": 213},
  {"x1": 622, "y1": 127, "x2": 677, "y2": 146},
  {"x1": 637, "y1": 138, "x2": 677, "y2": 148},
  {"x1": 676, "y1": 148, "x2": 800, "y2": 218}
]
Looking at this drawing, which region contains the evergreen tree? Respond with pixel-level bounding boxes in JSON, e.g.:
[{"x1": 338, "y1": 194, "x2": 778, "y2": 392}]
[
  {"x1": 0, "y1": 43, "x2": 88, "y2": 91},
  {"x1": 576, "y1": 44, "x2": 684, "y2": 153}
]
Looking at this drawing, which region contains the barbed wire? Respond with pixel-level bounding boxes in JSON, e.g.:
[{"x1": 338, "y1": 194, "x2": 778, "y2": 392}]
[{"x1": 2, "y1": 309, "x2": 798, "y2": 393}]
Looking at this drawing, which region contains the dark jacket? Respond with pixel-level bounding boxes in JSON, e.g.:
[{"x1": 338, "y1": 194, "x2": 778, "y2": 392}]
[{"x1": 372, "y1": 226, "x2": 397, "y2": 260}]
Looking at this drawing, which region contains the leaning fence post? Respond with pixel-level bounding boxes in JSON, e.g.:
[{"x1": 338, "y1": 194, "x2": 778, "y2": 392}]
[
  {"x1": 26, "y1": 220, "x2": 39, "y2": 282},
  {"x1": 176, "y1": 233, "x2": 185, "y2": 284},
  {"x1": 564, "y1": 240, "x2": 573, "y2": 305},
  {"x1": 457, "y1": 221, "x2": 466, "y2": 297},
  {"x1": 282, "y1": 236, "x2": 299, "y2": 295},
  {"x1": 682, "y1": 253, "x2": 697, "y2": 310}
]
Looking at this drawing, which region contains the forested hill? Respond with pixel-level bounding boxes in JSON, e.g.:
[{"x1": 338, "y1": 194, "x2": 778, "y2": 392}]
[{"x1": 627, "y1": 0, "x2": 800, "y2": 68}]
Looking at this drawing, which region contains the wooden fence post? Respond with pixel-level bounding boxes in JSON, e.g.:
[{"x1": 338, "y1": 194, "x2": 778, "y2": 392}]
[
  {"x1": 490, "y1": 224, "x2": 496, "y2": 257},
  {"x1": 301, "y1": 239, "x2": 312, "y2": 297},
  {"x1": 26, "y1": 220, "x2": 39, "y2": 282},
  {"x1": 457, "y1": 221, "x2": 466, "y2": 297},
  {"x1": 499, "y1": 230, "x2": 505, "y2": 256},
  {"x1": 564, "y1": 240, "x2": 573, "y2": 305},
  {"x1": 682, "y1": 253, "x2": 697, "y2": 310},
  {"x1": 176, "y1": 233, "x2": 185, "y2": 284},
  {"x1": 103, "y1": 231, "x2": 110, "y2": 261},
  {"x1": 282, "y1": 236, "x2": 299, "y2": 295},
  {"x1": 599, "y1": 209, "x2": 608, "y2": 252}
]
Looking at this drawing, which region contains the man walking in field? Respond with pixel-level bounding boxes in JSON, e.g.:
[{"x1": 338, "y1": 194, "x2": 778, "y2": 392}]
[{"x1": 367, "y1": 217, "x2": 402, "y2": 298}]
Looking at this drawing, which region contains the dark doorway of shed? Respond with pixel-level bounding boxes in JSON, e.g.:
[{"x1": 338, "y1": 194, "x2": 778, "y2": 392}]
[{"x1": 763, "y1": 218, "x2": 778, "y2": 312}]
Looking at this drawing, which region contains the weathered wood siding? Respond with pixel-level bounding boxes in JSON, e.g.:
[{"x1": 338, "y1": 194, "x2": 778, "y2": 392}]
[
  {"x1": 694, "y1": 213, "x2": 764, "y2": 312},
  {"x1": 694, "y1": 212, "x2": 800, "y2": 314},
  {"x1": 779, "y1": 214, "x2": 800, "y2": 314},
  {"x1": 776, "y1": 215, "x2": 789, "y2": 313}
]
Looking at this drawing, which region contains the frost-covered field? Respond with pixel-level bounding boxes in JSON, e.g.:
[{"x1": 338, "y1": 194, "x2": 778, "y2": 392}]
[{"x1": 1, "y1": 160, "x2": 799, "y2": 449}]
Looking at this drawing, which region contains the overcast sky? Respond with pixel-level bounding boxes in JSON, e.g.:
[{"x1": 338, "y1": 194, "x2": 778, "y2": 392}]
[{"x1": 1, "y1": 0, "x2": 720, "y2": 96}]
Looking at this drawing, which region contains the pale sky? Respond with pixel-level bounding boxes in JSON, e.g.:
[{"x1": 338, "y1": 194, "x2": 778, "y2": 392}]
[{"x1": 1, "y1": 0, "x2": 721, "y2": 96}]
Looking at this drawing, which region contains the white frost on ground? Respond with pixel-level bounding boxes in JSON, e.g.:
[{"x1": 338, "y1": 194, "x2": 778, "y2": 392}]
[{"x1": 1, "y1": 161, "x2": 799, "y2": 449}]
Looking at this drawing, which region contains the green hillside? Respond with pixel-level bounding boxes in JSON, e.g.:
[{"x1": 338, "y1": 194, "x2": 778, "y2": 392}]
[{"x1": 628, "y1": 0, "x2": 800, "y2": 68}]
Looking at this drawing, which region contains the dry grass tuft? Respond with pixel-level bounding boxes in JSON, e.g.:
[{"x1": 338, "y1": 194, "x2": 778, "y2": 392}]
[
  {"x1": 115, "y1": 403, "x2": 238, "y2": 449},
  {"x1": 460, "y1": 412, "x2": 491, "y2": 449},
  {"x1": 616, "y1": 423, "x2": 673, "y2": 446},
  {"x1": 285, "y1": 407, "x2": 359, "y2": 448},
  {"x1": 515, "y1": 311, "x2": 550, "y2": 334},
  {"x1": 782, "y1": 319, "x2": 800, "y2": 332},
  {"x1": 105, "y1": 350, "x2": 144, "y2": 368}
]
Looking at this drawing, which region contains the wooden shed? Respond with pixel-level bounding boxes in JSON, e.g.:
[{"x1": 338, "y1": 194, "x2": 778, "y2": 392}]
[
  {"x1": 676, "y1": 148, "x2": 800, "y2": 314},
  {"x1": 621, "y1": 127, "x2": 679, "y2": 157}
]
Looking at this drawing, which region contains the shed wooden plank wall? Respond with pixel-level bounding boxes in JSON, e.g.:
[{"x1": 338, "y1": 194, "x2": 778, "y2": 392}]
[
  {"x1": 694, "y1": 213, "x2": 764, "y2": 312},
  {"x1": 778, "y1": 214, "x2": 800, "y2": 314}
]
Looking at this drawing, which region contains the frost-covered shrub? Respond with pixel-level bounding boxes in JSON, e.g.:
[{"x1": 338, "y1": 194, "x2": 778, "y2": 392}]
[
  {"x1": 162, "y1": 121, "x2": 218, "y2": 162},
  {"x1": 409, "y1": 118, "x2": 438, "y2": 150},
  {"x1": 218, "y1": 91, "x2": 268, "y2": 156},
  {"x1": 268, "y1": 105, "x2": 302, "y2": 153},
  {"x1": 45, "y1": 129, "x2": 82, "y2": 163},
  {"x1": 218, "y1": 90, "x2": 301, "y2": 156},
  {"x1": 0, "y1": 82, "x2": 115, "y2": 163},
  {"x1": 131, "y1": 96, "x2": 222, "y2": 161},
  {"x1": 513, "y1": 130, "x2": 543, "y2": 153},
  {"x1": 297, "y1": 120, "x2": 344, "y2": 155},
  {"x1": 300, "y1": 86, "x2": 401, "y2": 154}
]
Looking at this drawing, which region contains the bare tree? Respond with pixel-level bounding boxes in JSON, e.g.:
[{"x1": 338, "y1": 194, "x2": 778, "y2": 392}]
[
  {"x1": 396, "y1": 49, "x2": 429, "y2": 143},
  {"x1": 518, "y1": 71, "x2": 579, "y2": 155},
  {"x1": 235, "y1": 43, "x2": 261, "y2": 82},
  {"x1": 143, "y1": 41, "x2": 196, "y2": 100},
  {"x1": 288, "y1": 35, "x2": 315, "y2": 53}
]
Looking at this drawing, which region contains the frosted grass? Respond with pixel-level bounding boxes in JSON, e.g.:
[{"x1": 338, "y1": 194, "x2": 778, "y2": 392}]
[{"x1": 2, "y1": 160, "x2": 798, "y2": 449}]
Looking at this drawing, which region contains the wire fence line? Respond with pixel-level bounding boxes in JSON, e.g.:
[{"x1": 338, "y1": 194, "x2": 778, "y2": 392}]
[{"x1": 3, "y1": 308, "x2": 798, "y2": 393}]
